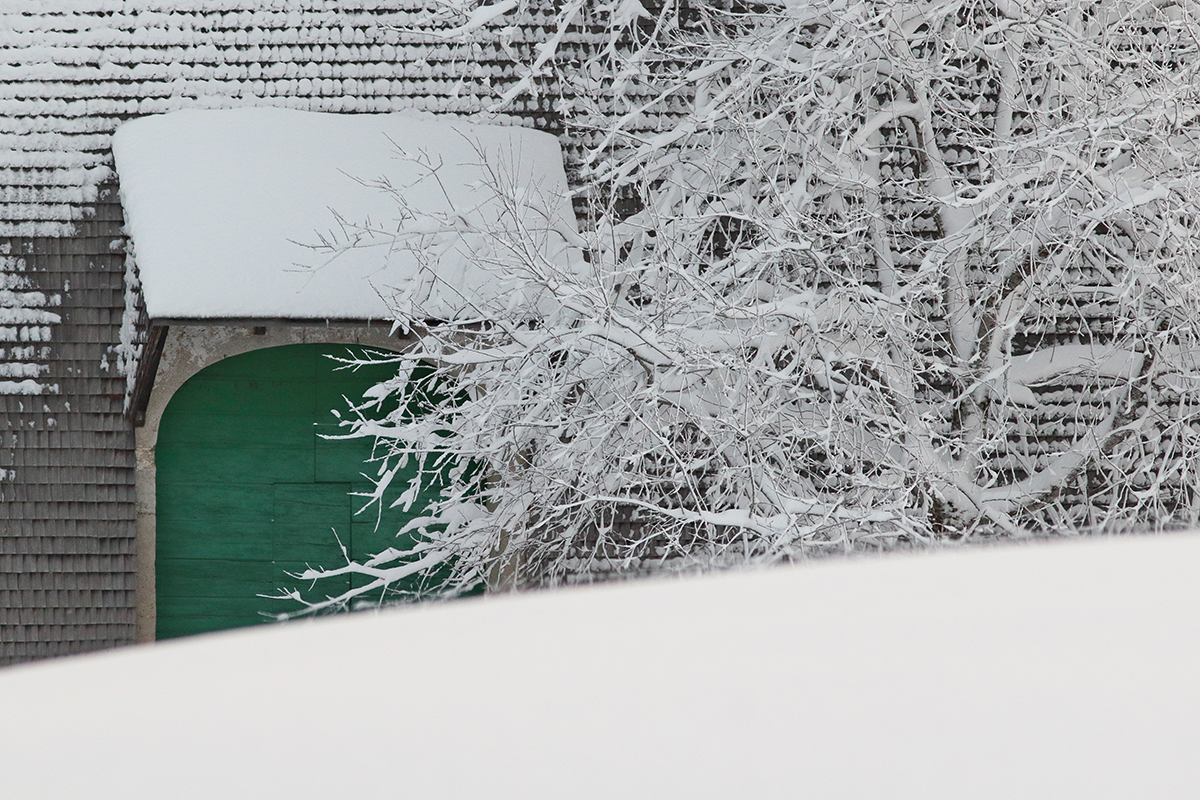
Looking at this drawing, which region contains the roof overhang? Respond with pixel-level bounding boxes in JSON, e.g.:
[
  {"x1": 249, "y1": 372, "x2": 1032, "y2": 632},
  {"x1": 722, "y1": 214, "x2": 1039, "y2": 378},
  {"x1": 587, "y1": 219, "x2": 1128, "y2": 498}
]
[{"x1": 112, "y1": 107, "x2": 580, "y2": 323}]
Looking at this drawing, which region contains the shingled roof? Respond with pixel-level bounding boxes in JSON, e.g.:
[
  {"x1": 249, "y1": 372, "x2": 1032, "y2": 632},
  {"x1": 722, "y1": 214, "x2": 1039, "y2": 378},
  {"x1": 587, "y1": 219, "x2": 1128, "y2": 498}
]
[{"x1": 0, "y1": 0, "x2": 584, "y2": 666}]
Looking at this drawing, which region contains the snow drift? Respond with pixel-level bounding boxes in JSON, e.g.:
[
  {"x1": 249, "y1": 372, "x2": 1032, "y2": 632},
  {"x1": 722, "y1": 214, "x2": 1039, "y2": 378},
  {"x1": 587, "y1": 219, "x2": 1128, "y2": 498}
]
[{"x1": 0, "y1": 532, "x2": 1197, "y2": 799}]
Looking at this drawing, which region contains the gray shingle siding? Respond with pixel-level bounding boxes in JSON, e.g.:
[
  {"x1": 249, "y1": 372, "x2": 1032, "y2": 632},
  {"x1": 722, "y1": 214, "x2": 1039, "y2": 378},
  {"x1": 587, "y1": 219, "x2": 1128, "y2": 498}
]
[{"x1": 1, "y1": 193, "x2": 136, "y2": 665}]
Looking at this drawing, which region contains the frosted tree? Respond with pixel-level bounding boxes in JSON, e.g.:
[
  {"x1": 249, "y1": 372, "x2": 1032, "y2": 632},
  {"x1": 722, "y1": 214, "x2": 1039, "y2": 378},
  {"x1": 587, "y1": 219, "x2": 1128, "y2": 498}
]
[{"x1": 282, "y1": 0, "x2": 1200, "y2": 612}]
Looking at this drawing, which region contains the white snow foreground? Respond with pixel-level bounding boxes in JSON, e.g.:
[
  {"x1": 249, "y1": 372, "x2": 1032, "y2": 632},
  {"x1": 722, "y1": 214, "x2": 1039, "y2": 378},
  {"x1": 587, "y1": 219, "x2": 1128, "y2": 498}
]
[
  {"x1": 2, "y1": 536, "x2": 1199, "y2": 797},
  {"x1": 112, "y1": 107, "x2": 579, "y2": 321}
]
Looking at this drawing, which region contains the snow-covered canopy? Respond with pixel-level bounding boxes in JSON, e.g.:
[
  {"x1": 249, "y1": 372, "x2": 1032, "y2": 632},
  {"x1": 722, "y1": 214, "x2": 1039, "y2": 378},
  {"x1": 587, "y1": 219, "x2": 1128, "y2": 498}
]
[
  {"x1": 2, "y1": 533, "x2": 1199, "y2": 798},
  {"x1": 113, "y1": 107, "x2": 579, "y2": 321}
]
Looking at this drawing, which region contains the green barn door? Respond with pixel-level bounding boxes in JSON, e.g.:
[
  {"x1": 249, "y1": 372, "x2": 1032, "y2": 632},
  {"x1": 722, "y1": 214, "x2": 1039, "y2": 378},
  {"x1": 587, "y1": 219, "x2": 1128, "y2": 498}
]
[{"x1": 155, "y1": 343, "x2": 426, "y2": 640}]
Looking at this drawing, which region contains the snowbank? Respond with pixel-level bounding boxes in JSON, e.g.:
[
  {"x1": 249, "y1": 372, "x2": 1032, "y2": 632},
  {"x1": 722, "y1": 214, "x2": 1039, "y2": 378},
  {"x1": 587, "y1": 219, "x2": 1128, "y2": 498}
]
[
  {"x1": 113, "y1": 107, "x2": 578, "y2": 321},
  {"x1": 1, "y1": 533, "x2": 1197, "y2": 798}
]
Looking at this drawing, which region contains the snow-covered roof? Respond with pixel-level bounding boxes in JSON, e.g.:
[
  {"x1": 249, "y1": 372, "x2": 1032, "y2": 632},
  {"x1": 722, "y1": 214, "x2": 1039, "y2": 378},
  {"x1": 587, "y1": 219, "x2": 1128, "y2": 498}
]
[
  {"x1": 113, "y1": 107, "x2": 579, "y2": 321},
  {"x1": 0, "y1": 1, "x2": 580, "y2": 238},
  {"x1": 2, "y1": 532, "x2": 1199, "y2": 798}
]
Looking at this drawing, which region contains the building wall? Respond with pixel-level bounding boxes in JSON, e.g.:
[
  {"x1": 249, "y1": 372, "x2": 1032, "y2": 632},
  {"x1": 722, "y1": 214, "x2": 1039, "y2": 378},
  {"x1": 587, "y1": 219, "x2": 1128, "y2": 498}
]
[{"x1": 0, "y1": 211, "x2": 136, "y2": 665}]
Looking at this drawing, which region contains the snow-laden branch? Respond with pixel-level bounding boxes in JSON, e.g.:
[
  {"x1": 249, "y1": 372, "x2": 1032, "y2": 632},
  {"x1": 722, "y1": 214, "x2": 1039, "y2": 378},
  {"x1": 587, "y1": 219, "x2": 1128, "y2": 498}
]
[{"x1": 279, "y1": 0, "x2": 1200, "y2": 612}]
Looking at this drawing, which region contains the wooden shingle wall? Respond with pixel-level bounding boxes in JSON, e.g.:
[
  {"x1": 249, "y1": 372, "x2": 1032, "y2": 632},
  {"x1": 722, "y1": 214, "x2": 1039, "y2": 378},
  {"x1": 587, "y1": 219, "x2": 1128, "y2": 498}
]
[
  {"x1": 0, "y1": 0, "x2": 592, "y2": 666},
  {"x1": 0, "y1": 208, "x2": 136, "y2": 663}
]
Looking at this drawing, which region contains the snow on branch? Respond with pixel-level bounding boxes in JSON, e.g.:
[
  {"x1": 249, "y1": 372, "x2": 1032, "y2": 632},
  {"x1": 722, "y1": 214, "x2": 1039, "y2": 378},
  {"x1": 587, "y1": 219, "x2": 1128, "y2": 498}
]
[{"x1": 283, "y1": 0, "x2": 1200, "y2": 612}]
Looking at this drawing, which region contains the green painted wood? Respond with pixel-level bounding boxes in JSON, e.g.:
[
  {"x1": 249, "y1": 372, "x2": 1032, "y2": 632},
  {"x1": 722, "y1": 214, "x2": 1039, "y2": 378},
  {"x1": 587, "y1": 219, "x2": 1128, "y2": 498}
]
[{"x1": 156, "y1": 343, "x2": 450, "y2": 640}]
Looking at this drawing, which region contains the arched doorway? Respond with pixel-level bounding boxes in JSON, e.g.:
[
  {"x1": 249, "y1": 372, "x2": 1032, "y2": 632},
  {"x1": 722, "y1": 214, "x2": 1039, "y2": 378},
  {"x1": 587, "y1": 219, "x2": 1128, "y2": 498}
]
[{"x1": 154, "y1": 343, "x2": 435, "y2": 639}]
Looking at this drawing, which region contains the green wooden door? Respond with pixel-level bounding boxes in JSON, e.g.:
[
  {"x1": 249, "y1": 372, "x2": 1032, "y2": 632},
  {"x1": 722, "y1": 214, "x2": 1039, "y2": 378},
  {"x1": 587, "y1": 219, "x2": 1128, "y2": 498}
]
[{"x1": 156, "y1": 343, "x2": 435, "y2": 640}]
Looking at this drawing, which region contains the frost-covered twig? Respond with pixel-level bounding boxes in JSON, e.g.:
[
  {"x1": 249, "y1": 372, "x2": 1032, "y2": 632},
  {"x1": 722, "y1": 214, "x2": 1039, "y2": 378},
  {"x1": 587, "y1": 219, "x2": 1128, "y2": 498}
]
[{"x1": 284, "y1": 0, "x2": 1200, "y2": 611}]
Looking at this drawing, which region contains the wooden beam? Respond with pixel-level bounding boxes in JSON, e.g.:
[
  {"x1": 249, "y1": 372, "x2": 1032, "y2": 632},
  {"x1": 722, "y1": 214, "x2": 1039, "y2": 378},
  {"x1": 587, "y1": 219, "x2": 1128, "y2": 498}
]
[{"x1": 128, "y1": 324, "x2": 168, "y2": 427}]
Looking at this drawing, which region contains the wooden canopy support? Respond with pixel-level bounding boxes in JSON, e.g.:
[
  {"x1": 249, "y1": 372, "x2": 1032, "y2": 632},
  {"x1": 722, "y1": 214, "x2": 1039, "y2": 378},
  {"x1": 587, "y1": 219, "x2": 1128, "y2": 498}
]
[{"x1": 128, "y1": 324, "x2": 168, "y2": 428}]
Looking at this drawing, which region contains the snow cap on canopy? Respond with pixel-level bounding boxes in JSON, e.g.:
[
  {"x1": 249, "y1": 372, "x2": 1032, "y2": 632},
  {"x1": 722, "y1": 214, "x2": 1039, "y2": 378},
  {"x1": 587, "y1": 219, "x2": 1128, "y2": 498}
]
[{"x1": 112, "y1": 107, "x2": 580, "y2": 321}]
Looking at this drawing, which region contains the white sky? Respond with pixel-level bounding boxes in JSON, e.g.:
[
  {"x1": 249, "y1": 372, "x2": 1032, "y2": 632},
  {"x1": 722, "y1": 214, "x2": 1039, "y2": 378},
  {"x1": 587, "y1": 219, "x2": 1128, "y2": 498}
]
[
  {"x1": 1, "y1": 532, "x2": 1197, "y2": 799},
  {"x1": 113, "y1": 107, "x2": 578, "y2": 321}
]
